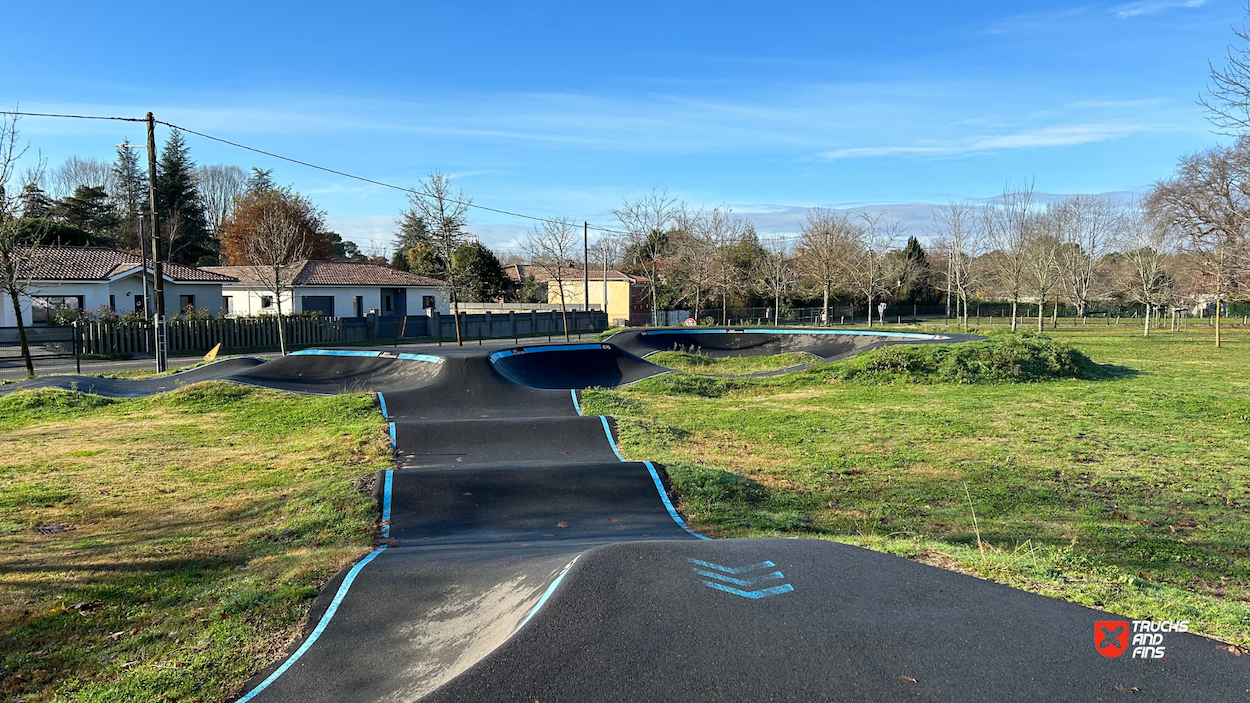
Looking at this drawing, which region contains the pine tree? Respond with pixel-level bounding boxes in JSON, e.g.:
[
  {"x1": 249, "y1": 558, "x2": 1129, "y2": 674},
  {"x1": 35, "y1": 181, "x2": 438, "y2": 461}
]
[
  {"x1": 55, "y1": 185, "x2": 119, "y2": 243},
  {"x1": 245, "y1": 167, "x2": 276, "y2": 194},
  {"x1": 18, "y1": 182, "x2": 53, "y2": 219},
  {"x1": 392, "y1": 206, "x2": 433, "y2": 270},
  {"x1": 112, "y1": 139, "x2": 147, "y2": 249},
  {"x1": 156, "y1": 129, "x2": 215, "y2": 265}
]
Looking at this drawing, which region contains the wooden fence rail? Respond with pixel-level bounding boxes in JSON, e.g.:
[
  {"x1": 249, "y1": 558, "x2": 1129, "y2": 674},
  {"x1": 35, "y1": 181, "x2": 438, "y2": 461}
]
[
  {"x1": 73, "y1": 311, "x2": 607, "y2": 356},
  {"x1": 76, "y1": 317, "x2": 346, "y2": 356}
]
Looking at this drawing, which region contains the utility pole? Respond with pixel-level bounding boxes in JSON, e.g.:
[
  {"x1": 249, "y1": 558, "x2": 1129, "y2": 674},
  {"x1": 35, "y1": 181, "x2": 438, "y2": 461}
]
[
  {"x1": 583, "y1": 221, "x2": 590, "y2": 313},
  {"x1": 145, "y1": 112, "x2": 166, "y2": 371},
  {"x1": 138, "y1": 213, "x2": 150, "y2": 321}
]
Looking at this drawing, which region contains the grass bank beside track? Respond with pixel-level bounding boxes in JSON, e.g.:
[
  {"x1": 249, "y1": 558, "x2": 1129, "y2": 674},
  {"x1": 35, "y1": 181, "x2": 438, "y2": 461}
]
[
  {"x1": 0, "y1": 383, "x2": 390, "y2": 703},
  {"x1": 580, "y1": 326, "x2": 1250, "y2": 648},
  {"x1": 646, "y1": 350, "x2": 818, "y2": 375}
]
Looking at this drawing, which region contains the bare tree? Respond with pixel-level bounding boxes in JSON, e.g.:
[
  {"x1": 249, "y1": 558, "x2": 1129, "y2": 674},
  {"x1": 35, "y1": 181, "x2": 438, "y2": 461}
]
[
  {"x1": 1148, "y1": 139, "x2": 1250, "y2": 347},
  {"x1": 931, "y1": 201, "x2": 982, "y2": 329},
  {"x1": 844, "y1": 211, "x2": 904, "y2": 326},
  {"x1": 522, "y1": 216, "x2": 580, "y2": 340},
  {"x1": 757, "y1": 238, "x2": 797, "y2": 324},
  {"x1": 590, "y1": 234, "x2": 624, "y2": 319},
  {"x1": 197, "y1": 164, "x2": 248, "y2": 237},
  {"x1": 615, "y1": 188, "x2": 679, "y2": 325},
  {"x1": 673, "y1": 207, "x2": 715, "y2": 322},
  {"x1": 0, "y1": 113, "x2": 57, "y2": 377},
  {"x1": 798, "y1": 208, "x2": 857, "y2": 326},
  {"x1": 1118, "y1": 207, "x2": 1180, "y2": 337},
  {"x1": 1056, "y1": 195, "x2": 1121, "y2": 317},
  {"x1": 708, "y1": 210, "x2": 748, "y2": 325},
  {"x1": 1201, "y1": 5, "x2": 1250, "y2": 134},
  {"x1": 984, "y1": 182, "x2": 1035, "y2": 331},
  {"x1": 403, "y1": 172, "x2": 471, "y2": 344},
  {"x1": 242, "y1": 204, "x2": 309, "y2": 356},
  {"x1": 46, "y1": 155, "x2": 114, "y2": 200},
  {"x1": 1025, "y1": 208, "x2": 1064, "y2": 332}
]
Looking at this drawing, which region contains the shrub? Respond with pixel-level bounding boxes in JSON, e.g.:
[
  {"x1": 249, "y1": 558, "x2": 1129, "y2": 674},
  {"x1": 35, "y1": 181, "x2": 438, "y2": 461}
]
[{"x1": 820, "y1": 332, "x2": 1096, "y2": 384}]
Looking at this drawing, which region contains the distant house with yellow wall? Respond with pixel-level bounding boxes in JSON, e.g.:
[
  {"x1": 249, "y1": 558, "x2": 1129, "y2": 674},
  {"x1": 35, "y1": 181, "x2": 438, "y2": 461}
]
[{"x1": 503, "y1": 264, "x2": 651, "y2": 326}]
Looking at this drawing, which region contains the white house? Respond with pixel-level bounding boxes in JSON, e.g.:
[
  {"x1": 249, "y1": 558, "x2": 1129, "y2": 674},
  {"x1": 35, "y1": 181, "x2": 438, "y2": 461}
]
[
  {"x1": 203, "y1": 261, "x2": 448, "y2": 318},
  {"x1": 0, "y1": 246, "x2": 236, "y2": 327}
]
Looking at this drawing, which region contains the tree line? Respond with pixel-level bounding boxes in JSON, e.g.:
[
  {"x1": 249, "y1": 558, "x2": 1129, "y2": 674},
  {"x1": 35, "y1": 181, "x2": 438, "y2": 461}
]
[{"x1": 7, "y1": 126, "x2": 366, "y2": 267}]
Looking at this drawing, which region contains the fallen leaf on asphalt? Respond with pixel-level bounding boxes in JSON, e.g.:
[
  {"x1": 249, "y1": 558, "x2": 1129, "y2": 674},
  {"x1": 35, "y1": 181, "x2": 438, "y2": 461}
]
[
  {"x1": 900, "y1": 675, "x2": 916, "y2": 683},
  {"x1": 607, "y1": 518, "x2": 618, "y2": 522},
  {"x1": 1112, "y1": 684, "x2": 1140, "y2": 693},
  {"x1": 556, "y1": 521, "x2": 569, "y2": 528},
  {"x1": 1216, "y1": 643, "x2": 1246, "y2": 656},
  {"x1": 462, "y1": 493, "x2": 472, "y2": 496}
]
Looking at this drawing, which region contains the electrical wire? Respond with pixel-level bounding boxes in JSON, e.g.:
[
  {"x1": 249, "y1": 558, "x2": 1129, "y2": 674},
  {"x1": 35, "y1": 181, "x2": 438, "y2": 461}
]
[{"x1": 0, "y1": 109, "x2": 630, "y2": 236}]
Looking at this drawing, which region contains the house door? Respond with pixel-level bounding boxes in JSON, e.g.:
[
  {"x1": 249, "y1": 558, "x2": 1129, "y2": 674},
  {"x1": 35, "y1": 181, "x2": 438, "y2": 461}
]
[
  {"x1": 301, "y1": 296, "x2": 335, "y2": 318},
  {"x1": 381, "y1": 288, "x2": 407, "y2": 317}
]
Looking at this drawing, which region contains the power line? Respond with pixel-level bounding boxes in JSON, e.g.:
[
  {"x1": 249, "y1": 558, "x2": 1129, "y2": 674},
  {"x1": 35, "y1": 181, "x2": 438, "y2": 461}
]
[
  {"x1": 0, "y1": 111, "x2": 145, "y2": 123},
  {"x1": 0, "y1": 109, "x2": 629, "y2": 236}
]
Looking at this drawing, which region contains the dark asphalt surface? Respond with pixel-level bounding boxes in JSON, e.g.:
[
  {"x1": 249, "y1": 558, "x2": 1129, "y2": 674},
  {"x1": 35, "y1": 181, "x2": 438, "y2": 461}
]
[{"x1": 6, "y1": 329, "x2": 1244, "y2": 702}]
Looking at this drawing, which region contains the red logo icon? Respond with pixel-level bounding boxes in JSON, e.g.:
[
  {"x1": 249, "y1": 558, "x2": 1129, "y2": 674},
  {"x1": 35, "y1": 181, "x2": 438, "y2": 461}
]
[{"x1": 1095, "y1": 620, "x2": 1129, "y2": 658}]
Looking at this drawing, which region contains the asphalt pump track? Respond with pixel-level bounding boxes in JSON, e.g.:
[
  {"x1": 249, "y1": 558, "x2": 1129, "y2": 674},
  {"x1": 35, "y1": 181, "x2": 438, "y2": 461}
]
[{"x1": 6, "y1": 328, "x2": 1247, "y2": 702}]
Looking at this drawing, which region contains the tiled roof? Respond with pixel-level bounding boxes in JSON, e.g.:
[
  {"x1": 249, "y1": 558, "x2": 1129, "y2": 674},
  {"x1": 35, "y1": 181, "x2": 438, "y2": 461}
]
[
  {"x1": 23, "y1": 247, "x2": 237, "y2": 282},
  {"x1": 502, "y1": 263, "x2": 648, "y2": 284},
  {"x1": 203, "y1": 261, "x2": 445, "y2": 288}
]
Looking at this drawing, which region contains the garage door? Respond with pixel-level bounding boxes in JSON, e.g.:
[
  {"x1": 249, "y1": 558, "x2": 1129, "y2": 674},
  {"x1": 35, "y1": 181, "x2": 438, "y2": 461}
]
[{"x1": 301, "y1": 296, "x2": 335, "y2": 317}]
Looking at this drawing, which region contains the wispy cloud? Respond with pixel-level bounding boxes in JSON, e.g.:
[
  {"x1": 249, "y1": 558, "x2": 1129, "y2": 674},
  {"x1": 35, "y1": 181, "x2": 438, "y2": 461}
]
[
  {"x1": 1113, "y1": 0, "x2": 1205, "y2": 19},
  {"x1": 818, "y1": 122, "x2": 1160, "y2": 160}
]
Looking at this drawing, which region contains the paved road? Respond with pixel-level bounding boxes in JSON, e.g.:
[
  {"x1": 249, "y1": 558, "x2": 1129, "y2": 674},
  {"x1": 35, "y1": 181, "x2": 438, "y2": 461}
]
[{"x1": 6, "y1": 328, "x2": 1246, "y2": 702}]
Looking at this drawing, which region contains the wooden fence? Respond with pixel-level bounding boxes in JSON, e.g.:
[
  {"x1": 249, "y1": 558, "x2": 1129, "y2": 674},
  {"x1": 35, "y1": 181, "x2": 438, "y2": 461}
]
[
  {"x1": 77, "y1": 317, "x2": 346, "y2": 356},
  {"x1": 73, "y1": 310, "x2": 608, "y2": 356}
]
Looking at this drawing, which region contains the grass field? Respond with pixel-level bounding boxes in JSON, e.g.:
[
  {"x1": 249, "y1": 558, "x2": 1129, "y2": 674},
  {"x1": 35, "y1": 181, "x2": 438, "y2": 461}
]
[
  {"x1": 0, "y1": 383, "x2": 390, "y2": 703},
  {"x1": 646, "y1": 350, "x2": 818, "y2": 375},
  {"x1": 580, "y1": 325, "x2": 1250, "y2": 647}
]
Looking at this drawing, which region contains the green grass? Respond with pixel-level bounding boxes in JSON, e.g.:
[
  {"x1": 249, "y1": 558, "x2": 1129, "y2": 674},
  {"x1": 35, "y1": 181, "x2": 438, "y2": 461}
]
[
  {"x1": 580, "y1": 326, "x2": 1250, "y2": 647},
  {"x1": 646, "y1": 350, "x2": 818, "y2": 375},
  {"x1": 0, "y1": 383, "x2": 391, "y2": 703}
]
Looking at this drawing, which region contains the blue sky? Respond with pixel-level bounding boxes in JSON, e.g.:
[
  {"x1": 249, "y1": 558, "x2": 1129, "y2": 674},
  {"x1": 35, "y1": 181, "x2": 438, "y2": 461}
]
[{"x1": 1, "y1": 0, "x2": 1240, "y2": 253}]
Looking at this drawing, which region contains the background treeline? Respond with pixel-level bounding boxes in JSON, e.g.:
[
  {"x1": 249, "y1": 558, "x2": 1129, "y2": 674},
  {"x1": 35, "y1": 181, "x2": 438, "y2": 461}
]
[{"x1": 12, "y1": 130, "x2": 369, "y2": 266}]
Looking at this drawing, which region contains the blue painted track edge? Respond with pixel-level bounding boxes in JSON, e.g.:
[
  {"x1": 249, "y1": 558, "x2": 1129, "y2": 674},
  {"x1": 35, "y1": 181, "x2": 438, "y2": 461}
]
[
  {"x1": 598, "y1": 416, "x2": 626, "y2": 461},
  {"x1": 510, "y1": 556, "x2": 581, "y2": 637},
  {"x1": 645, "y1": 461, "x2": 711, "y2": 540},
  {"x1": 640, "y1": 328, "x2": 948, "y2": 340},
  {"x1": 235, "y1": 471, "x2": 394, "y2": 702},
  {"x1": 489, "y1": 343, "x2": 607, "y2": 361}
]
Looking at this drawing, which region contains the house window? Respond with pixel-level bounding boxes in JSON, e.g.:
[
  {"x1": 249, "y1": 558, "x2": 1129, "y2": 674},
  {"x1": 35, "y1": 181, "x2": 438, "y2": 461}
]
[
  {"x1": 260, "y1": 295, "x2": 273, "y2": 309},
  {"x1": 31, "y1": 296, "x2": 83, "y2": 324},
  {"x1": 353, "y1": 295, "x2": 364, "y2": 317},
  {"x1": 179, "y1": 295, "x2": 195, "y2": 312},
  {"x1": 134, "y1": 295, "x2": 145, "y2": 314},
  {"x1": 223, "y1": 296, "x2": 234, "y2": 315},
  {"x1": 384, "y1": 294, "x2": 393, "y2": 312},
  {"x1": 422, "y1": 295, "x2": 435, "y2": 309},
  {"x1": 109, "y1": 295, "x2": 116, "y2": 311}
]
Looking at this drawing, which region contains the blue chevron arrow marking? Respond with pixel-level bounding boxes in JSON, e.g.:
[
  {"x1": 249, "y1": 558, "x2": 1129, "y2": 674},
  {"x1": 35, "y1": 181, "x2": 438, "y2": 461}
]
[
  {"x1": 687, "y1": 559, "x2": 776, "y2": 574},
  {"x1": 693, "y1": 568, "x2": 785, "y2": 587},
  {"x1": 702, "y1": 581, "x2": 795, "y2": 599},
  {"x1": 687, "y1": 558, "x2": 794, "y2": 599}
]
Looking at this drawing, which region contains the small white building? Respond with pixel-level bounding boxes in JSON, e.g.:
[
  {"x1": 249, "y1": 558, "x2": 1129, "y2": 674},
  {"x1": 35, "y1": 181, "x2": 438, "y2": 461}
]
[
  {"x1": 203, "y1": 261, "x2": 448, "y2": 318},
  {"x1": 0, "y1": 246, "x2": 236, "y2": 326}
]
